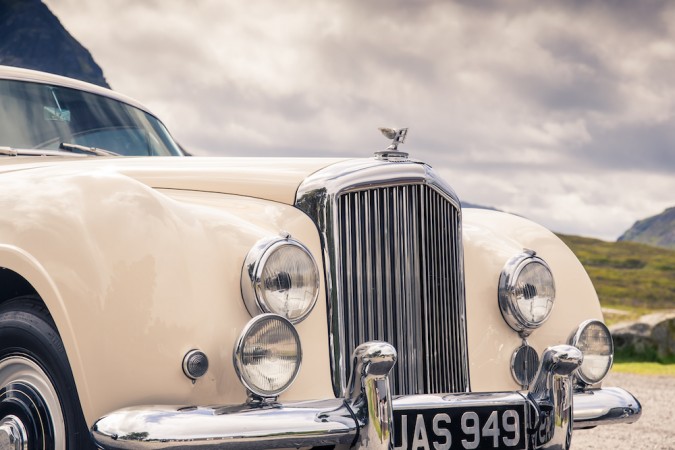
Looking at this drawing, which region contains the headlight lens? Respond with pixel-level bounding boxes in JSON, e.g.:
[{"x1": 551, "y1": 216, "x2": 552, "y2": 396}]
[
  {"x1": 242, "y1": 236, "x2": 320, "y2": 323},
  {"x1": 234, "y1": 314, "x2": 302, "y2": 397},
  {"x1": 570, "y1": 320, "x2": 613, "y2": 385},
  {"x1": 499, "y1": 251, "x2": 555, "y2": 335}
]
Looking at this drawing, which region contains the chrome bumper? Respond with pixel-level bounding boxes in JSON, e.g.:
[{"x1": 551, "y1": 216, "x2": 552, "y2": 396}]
[{"x1": 92, "y1": 343, "x2": 641, "y2": 450}]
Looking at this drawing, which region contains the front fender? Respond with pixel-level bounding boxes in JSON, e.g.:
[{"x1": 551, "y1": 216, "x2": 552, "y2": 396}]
[
  {"x1": 462, "y1": 208, "x2": 603, "y2": 392},
  {"x1": 0, "y1": 167, "x2": 332, "y2": 427}
]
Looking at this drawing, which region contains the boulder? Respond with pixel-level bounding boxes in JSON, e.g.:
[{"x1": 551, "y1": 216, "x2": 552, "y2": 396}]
[{"x1": 610, "y1": 312, "x2": 675, "y2": 360}]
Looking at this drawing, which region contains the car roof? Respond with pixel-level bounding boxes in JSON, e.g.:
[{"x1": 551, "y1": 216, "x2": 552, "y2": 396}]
[{"x1": 0, "y1": 65, "x2": 153, "y2": 115}]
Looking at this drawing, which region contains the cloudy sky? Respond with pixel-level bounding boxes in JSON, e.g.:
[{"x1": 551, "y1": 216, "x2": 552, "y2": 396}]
[{"x1": 42, "y1": 0, "x2": 674, "y2": 240}]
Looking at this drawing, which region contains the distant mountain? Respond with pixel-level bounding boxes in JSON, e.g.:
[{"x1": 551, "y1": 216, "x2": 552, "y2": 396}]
[
  {"x1": 0, "y1": 0, "x2": 109, "y2": 88},
  {"x1": 618, "y1": 207, "x2": 675, "y2": 250}
]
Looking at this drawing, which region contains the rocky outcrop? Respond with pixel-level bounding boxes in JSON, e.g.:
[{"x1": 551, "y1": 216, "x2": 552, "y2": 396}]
[
  {"x1": 0, "y1": 0, "x2": 109, "y2": 88},
  {"x1": 611, "y1": 312, "x2": 675, "y2": 360}
]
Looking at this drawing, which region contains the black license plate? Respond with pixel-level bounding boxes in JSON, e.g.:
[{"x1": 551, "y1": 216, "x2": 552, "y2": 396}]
[{"x1": 393, "y1": 404, "x2": 526, "y2": 450}]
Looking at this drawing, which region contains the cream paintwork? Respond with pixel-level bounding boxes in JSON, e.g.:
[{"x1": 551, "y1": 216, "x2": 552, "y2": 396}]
[
  {"x1": 0, "y1": 157, "x2": 347, "y2": 205},
  {"x1": 0, "y1": 161, "x2": 336, "y2": 426},
  {"x1": 0, "y1": 155, "x2": 606, "y2": 429},
  {"x1": 462, "y1": 208, "x2": 603, "y2": 391}
]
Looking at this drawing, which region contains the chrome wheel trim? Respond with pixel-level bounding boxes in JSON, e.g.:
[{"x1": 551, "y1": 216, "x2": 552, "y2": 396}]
[
  {"x1": 0, "y1": 356, "x2": 66, "y2": 450},
  {"x1": 0, "y1": 415, "x2": 28, "y2": 449}
]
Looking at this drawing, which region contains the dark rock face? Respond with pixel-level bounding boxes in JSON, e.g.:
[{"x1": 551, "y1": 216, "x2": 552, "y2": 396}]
[
  {"x1": 0, "y1": 0, "x2": 109, "y2": 88},
  {"x1": 618, "y1": 207, "x2": 675, "y2": 250},
  {"x1": 611, "y1": 312, "x2": 675, "y2": 360}
]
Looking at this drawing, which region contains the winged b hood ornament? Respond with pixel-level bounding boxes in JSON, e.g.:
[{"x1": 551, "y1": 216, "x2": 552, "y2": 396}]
[{"x1": 375, "y1": 127, "x2": 409, "y2": 161}]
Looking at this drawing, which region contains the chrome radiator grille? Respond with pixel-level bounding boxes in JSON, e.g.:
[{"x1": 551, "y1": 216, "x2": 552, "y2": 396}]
[{"x1": 336, "y1": 183, "x2": 469, "y2": 395}]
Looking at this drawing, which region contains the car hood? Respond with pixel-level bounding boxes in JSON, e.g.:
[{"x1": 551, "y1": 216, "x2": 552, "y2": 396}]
[{"x1": 0, "y1": 156, "x2": 348, "y2": 205}]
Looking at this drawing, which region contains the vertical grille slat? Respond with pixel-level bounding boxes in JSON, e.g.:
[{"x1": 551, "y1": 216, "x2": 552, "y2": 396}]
[
  {"x1": 373, "y1": 190, "x2": 384, "y2": 340},
  {"x1": 448, "y1": 203, "x2": 460, "y2": 392},
  {"x1": 443, "y1": 200, "x2": 454, "y2": 391},
  {"x1": 336, "y1": 183, "x2": 468, "y2": 395}
]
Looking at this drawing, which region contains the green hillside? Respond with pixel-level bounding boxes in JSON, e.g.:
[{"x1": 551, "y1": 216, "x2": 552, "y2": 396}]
[{"x1": 557, "y1": 234, "x2": 675, "y2": 323}]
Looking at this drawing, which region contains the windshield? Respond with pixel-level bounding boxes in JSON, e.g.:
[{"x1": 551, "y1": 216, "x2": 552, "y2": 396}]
[{"x1": 0, "y1": 79, "x2": 183, "y2": 156}]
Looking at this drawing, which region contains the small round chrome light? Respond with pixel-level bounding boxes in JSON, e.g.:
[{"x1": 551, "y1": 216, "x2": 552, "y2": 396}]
[
  {"x1": 182, "y1": 350, "x2": 209, "y2": 380},
  {"x1": 241, "y1": 236, "x2": 320, "y2": 323},
  {"x1": 233, "y1": 314, "x2": 302, "y2": 398},
  {"x1": 498, "y1": 251, "x2": 555, "y2": 336},
  {"x1": 570, "y1": 320, "x2": 613, "y2": 385}
]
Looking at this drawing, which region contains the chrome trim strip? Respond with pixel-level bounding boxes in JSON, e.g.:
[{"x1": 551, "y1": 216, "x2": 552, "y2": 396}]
[
  {"x1": 393, "y1": 391, "x2": 528, "y2": 410},
  {"x1": 92, "y1": 343, "x2": 638, "y2": 450},
  {"x1": 295, "y1": 158, "x2": 469, "y2": 397},
  {"x1": 92, "y1": 400, "x2": 357, "y2": 450},
  {"x1": 573, "y1": 387, "x2": 642, "y2": 429}
]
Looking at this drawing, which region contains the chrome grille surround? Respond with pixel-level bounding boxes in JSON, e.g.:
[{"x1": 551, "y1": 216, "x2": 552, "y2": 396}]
[{"x1": 296, "y1": 159, "x2": 470, "y2": 397}]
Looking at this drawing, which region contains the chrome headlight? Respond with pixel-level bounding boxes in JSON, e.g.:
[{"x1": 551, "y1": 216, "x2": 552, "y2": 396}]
[
  {"x1": 570, "y1": 320, "x2": 613, "y2": 385},
  {"x1": 233, "y1": 314, "x2": 302, "y2": 398},
  {"x1": 241, "y1": 236, "x2": 320, "y2": 323},
  {"x1": 499, "y1": 251, "x2": 556, "y2": 335}
]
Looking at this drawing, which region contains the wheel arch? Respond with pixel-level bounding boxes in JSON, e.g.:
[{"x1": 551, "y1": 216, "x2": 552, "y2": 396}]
[
  {"x1": 0, "y1": 244, "x2": 92, "y2": 423},
  {"x1": 461, "y1": 208, "x2": 604, "y2": 391}
]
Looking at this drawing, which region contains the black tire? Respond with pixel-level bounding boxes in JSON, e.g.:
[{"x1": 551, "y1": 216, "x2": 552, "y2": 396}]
[{"x1": 0, "y1": 295, "x2": 95, "y2": 449}]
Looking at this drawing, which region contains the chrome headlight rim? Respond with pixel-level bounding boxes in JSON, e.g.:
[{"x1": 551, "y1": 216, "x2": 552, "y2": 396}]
[
  {"x1": 233, "y1": 313, "x2": 303, "y2": 398},
  {"x1": 569, "y1": 319, "x2": 614, "y2": 385},
  {"x1": 241, "y1": 235, "x2": 320, "y2": 324},
  {"x1": 498, "y1": 250, "x2": 556, "y2": 335}
]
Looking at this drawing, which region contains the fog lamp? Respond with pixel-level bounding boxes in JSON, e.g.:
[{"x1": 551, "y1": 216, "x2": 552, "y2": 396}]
[
  {"x1": 570, "y1": 320, "x2": 613, "y2": 385},
  {"x1": 499, "y1": 251, "x2": 555, "y2": 336},
  {"x1": 233, "y1": 314, "x2": 302, "y2": 398},
  {"x1": 242, "y1": 236, "x2": 319, "y2": 323}
]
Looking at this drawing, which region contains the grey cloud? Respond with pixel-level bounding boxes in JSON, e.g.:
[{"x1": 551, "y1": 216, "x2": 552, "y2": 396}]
[
  {"x1": 583, "y1": 121, "x2": 675, "y2": 172},
  {"x1": 509, "y1": 70, "x2": 622, "y2": 113},
  {"x1": 538, "y1": 33, "x2": 606, "y2": 75},
  {"x1": 569, "y1": 0, "x2": 672, "y2": 36},
  {"x1": 42, "y1": 0, "x2": 675, "y2": 239}
]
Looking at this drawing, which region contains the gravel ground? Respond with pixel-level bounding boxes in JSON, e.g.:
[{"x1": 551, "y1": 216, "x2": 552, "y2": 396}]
[{"x1": 573, "y1": 372, "x2": 674, "y2": 450}]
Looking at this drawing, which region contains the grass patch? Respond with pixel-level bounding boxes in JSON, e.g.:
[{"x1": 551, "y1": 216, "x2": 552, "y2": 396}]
[
  {"x1": 614, "y1": 350, "x2": 675, "y2": 364},
  {"x1": 614, "y1": 344, "x2": 675, "y2": 376},
  {"x1": 556, "y1": 234, "x2": 675, "y2": 311},
  {"x1": 612, "y1": 361, "x2": 675, "y2": 376}
]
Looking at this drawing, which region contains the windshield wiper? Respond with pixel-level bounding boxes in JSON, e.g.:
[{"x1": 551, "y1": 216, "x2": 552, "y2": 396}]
[
  {"x1": 0, "y1": 146, "x2": 88, "y2": 157},
  {"x1": 60, "y1": 142, "x2": 121, "y2": 157},
  {"x1": 0, "y1": 145, "x2": 116, "y2": 158}
]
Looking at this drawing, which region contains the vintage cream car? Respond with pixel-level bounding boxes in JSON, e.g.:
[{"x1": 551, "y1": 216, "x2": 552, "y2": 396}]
[{"x1": 0, "y1": 66, "x2": 640, "y2": 450}]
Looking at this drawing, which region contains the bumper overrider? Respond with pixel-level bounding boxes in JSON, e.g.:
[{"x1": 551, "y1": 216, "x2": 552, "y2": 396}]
[{"x1": 92, "y1": 343, "x2": 641, "y2": 450}]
